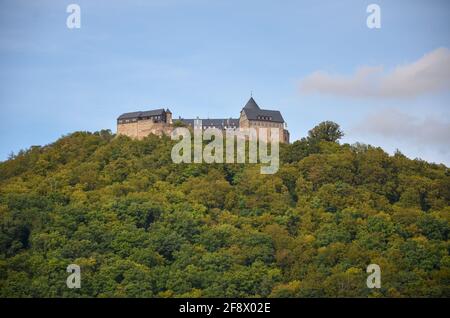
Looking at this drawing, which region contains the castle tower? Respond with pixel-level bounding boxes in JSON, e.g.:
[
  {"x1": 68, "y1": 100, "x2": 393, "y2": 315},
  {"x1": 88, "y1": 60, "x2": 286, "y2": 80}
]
[
  {"x1": 239, "y1": 97, "x2": 289, "y2": 143},
  {"x1": 166, "y1": 109, "x2": 172, "y2": 124}
]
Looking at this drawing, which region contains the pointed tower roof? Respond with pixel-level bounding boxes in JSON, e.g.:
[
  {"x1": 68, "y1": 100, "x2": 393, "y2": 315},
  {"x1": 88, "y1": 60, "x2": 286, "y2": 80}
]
[
  {"x1": 243, "y1": 97, "x2": 260, "y2": 110},
  {"x1": 241, "y1": 97, "x2": 285, "y2": 123}
]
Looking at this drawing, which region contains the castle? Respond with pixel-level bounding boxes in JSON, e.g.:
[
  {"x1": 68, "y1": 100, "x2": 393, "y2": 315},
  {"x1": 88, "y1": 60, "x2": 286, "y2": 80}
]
[{"x1": 117, "y1": 97, "x2": 290, "y2": 143}]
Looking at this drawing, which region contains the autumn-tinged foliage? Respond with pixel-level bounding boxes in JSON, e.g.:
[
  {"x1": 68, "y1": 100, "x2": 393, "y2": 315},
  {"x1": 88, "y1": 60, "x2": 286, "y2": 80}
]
[{"x1": 0, "y1": 124, "x2": 449, "y2": 297}]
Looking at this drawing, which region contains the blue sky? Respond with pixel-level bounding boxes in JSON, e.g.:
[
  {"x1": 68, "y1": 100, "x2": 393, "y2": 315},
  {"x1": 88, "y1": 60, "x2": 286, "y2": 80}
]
[{"x1": 0, "y1": 0, "x2": 449, "y2": 164}]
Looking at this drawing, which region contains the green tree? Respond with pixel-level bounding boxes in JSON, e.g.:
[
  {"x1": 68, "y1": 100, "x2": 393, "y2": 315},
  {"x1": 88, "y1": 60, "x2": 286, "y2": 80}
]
[{"x1": 308, "y1": 121, "x2": 344, "y2": 143}]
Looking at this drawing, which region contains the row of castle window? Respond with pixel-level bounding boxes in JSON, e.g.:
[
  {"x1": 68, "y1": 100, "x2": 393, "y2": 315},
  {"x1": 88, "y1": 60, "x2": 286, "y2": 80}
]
[
  {"x1": 195, "y1": 126, "x2": 237, "y2": 130},
  {"x1": 118, "y1": 115, "x2": 162, "y2": 124},
  {"x1": 252, "y1": 121, "x2": 282, "y2": 127},
  {"x1": 257, "y1": 115, "x2": 273, "y2": 121},
  {"x1": 205, "y1": 126, "x2": 237, "y2": 129}
]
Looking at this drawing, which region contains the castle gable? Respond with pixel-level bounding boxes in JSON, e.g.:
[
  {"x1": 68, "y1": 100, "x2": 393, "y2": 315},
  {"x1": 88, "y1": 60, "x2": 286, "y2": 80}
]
[
  {"x1": 243, "y1": 97, "x2": 260, "y2": 110},
  {"x1": 241, "y1": 98, "x2": 284, "y2": 123}
]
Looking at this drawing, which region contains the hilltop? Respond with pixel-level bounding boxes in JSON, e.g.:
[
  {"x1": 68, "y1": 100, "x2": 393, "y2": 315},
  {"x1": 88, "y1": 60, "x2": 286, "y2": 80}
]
[{"x1": 0, "y1": 123, "x2": 449, "y2": 297}]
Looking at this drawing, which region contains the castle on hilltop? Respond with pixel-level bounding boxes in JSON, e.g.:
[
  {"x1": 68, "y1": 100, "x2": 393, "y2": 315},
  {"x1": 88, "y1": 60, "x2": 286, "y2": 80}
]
[{"x1": 117, "y1": 97, "x2": 290, "y2": 143}]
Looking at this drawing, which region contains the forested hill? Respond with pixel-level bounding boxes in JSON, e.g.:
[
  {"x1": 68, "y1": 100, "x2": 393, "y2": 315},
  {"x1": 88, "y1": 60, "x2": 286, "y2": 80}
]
[{"x1": 0, "y1": 123, "x2": 449, "y2": 297}]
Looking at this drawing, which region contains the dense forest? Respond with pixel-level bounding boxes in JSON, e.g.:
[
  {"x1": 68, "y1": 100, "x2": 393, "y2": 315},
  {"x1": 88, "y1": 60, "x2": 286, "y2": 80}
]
[{"x1": 0, "y1": 122, "x2": 449, "y2": 297}]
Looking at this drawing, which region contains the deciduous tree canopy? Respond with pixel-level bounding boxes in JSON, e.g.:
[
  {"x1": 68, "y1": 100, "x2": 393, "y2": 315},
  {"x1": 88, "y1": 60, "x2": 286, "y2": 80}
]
[{"x1": 0, "y1": 125, "x2": 448, "y2": 297}]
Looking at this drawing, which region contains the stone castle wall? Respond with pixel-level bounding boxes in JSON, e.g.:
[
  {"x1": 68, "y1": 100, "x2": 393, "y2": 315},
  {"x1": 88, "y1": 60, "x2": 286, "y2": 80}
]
[
  {"x1": 118, "y1": 119, "x2": 289, "y2": 143},
  {"x1": 117, "y1": 120, "x2": 173, "y2": 139}
]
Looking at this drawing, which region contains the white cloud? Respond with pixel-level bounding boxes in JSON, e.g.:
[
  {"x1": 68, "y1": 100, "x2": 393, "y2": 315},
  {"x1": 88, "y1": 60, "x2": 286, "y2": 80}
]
[
  {"x1": 354, "y1": 108, "x2": 450, "y2": 154},
  {"x1": 299, "y1": 48, "x2": 450, "y2": 98}
]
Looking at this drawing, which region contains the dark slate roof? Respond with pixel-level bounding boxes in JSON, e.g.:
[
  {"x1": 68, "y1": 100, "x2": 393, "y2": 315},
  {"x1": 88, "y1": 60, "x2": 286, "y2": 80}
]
[
  {"x1": 243, "y1": 97, "x2": 260, "y2": 110},
  {"x1": 118, "y1": 108, "x2": 165, "y2": 120},
  {"x1": 178, "y1": 118, "x2": 240, "y2": 129},
  {"x1": 241, "y1": 98, "x2": 284, "y2": 123},
  {"x1": 242, "y1": 109, "x2": 284, "y2": 123}
]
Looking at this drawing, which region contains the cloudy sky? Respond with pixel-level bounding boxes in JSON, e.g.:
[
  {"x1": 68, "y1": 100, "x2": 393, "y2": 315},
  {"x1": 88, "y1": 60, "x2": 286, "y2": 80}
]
[{"x1": 0, "y1": 0, "x2": 449, "y2": 165}]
